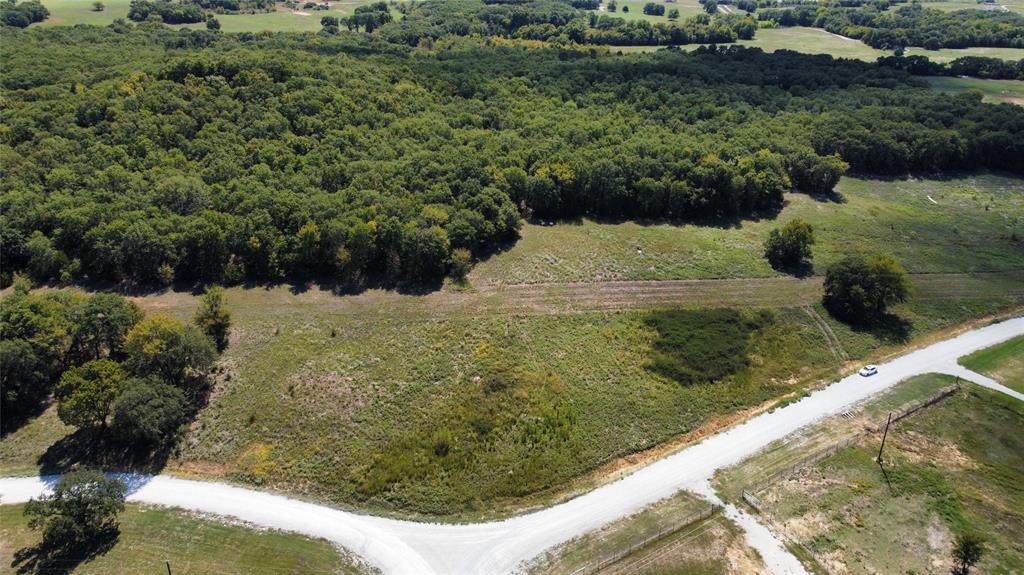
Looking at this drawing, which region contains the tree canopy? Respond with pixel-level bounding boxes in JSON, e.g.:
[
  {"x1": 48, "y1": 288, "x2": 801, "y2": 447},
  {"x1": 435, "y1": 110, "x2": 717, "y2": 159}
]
[
  {"x1": 24, "y1": 470, "x2": 127, "y2": 550},
  {"x1": 1, "y1": 25, "x2": 1022, "y2": 289},
  {"x1": 823, "y1": 253, "x2": 912, "y2": 322}
]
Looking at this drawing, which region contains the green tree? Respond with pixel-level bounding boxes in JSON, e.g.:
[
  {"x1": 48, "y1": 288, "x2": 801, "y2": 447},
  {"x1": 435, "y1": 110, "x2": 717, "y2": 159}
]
[
  {"x1": 194, "y1": 286, "x2": 231, "y2": 351},
  {"x1": 55, "y1": 359, "x2": 128, "y2": 430},
  {"x1": 668, "y1": 8, "x2": 680, "y2": 19},
  {"x1": 24, "y1": 470, "x2": 127, "y2": 549},
  {"x1": 124, "y1": 315, "x2": 217, "y2": 386},
  {"x1": 0, "y1": 339, "x2": 47, "y2": 420},
  {"x1": 92, "y1": 1, "x2": 105, "y2": 10},
  {"x1": 764, "y1": 219, "x2": 815, "y2": 271},
  {"x1": 0, "y1": 290, "x2": 77, "y2": 422},
  {"x1": 704, "y1": 0, "x2": 718, "y2": 14},
  {"x1": 823, "y1": 253, "x2": 911, "y2": 322},
  {"x1": 111, "y1": 378, "x2": 187, "y2": 445},
  {"x1": 449, "y1": 248, "x2": 473, "y2": 282},
  {"x1": 206, "y1": 16, "x2": 220, "y2": 30},
  {"x1": 296, "y1": 221, "x2": 322, "y2": 272},
  {"x1": 25, "y1": 231, "x2": 66, "y2": 283},
  {"x1": 951, "y1": 533, "x2": 985, "y2": 575},
  {"x1": 68, "y1": 293, "x2": 143, "y2": 363}
]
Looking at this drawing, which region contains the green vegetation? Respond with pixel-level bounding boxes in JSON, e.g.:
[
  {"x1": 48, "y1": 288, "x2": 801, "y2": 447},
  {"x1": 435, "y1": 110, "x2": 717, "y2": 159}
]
[
  {"x1": 759, "y1": 2, "x2": 1024, "y2": 49},
  {"x1": 4, "y1": 27, "x2": 1024, "y2": 288},
  {"x1": 926, "y1": 76, "x2": 1024, "y2": 103},
  {"x1": 23, "y1": 469, "x2": 127, "y2": 555},
  {"x1": 764, "y1": 218, "x2": 814, "y2": 272},
  {"x1": 194, "y1": 286, "x2": 232, "y2": 351},
  {"x1": 370, "y1": 0, "x2": 755, "y2": 46},
  {"x1": 822, "y1": 253, "x2": 911, "y2": 323},
  {"x1": 1, "y1": 502, "x2": 366, "y2": 575},
  {"x1": 1, "y1": 0, "x2": 49, "y2": 26},
  {"x1": 0, "y1": 285, "x2": 223, "y2": 477},
  {"x1": 469, "y1": 174, "x2": 1024, "y2": 285},
  {"x1": 758, "y1": 384, "x2": 1024, "y2": 573},
  {"x1": 644, "y1": 308, "x2": 773, "y2": 386},
  {"x1": 672, "y1": 26, "x2": 1024, "y2": 61},
  {"x1": 527, "y1": 492, "x2": 761, "y2": 574},
  {"x1": 960, "y1": 334, "x2": 1024, "y2": 392}
]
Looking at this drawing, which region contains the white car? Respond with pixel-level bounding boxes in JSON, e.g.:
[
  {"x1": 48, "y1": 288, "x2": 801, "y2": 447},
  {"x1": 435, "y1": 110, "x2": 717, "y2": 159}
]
[{"x1": 859, "y1": 365, "x2": 878, "y2": 377}]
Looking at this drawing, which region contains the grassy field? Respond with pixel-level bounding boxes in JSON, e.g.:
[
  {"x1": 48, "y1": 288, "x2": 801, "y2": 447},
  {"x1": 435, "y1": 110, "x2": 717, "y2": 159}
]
[
  {"x1": 0, "y1": 503, "x2": 367, "y2": 575},
  {"x1": 33, "y1": 0, "x2": 397, "y2": 32},
  {"x1": 925, "y1": 76, "x2": 1024, "y2": 105},
  {"x1": 712, "y1": 373, "x2": 960, "y2": 503},
  {"x1": 756, "y1": 384, "x2": 1024, "y2": 574},
  {"x1": 470, "y1": 173, "x2": 1024, "y2": 285},
  {"x1": 632, "y1": 27, "x2": 1024, "y2": 61},
  {"x1": 925, "y1": 0, "x2": 1024, "y2": 14},
  {"x1": 527, "y1": 492, "x2": 761, "y2": 574},
  {"x1": 608, "y1": 0, "x2": 706, "y2": 22},
  {"x1": 960, "y1": 335, "x2": 1024, "y2": 392},
  {"x1": 1, "y1": 172, "x2": 1021, "y2": 518}
]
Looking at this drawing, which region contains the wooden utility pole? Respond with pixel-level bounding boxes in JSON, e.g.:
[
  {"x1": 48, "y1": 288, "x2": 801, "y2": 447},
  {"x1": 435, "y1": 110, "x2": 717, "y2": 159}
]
[{"x1": 877, "y1": 412, "x2": 893, "y2": 464}]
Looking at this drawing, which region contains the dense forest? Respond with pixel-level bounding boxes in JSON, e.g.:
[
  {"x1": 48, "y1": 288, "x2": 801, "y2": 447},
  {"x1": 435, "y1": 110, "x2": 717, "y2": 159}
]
[
  {"x1": 759, "y1": 1, "x2": 1024, "y2": 49},
  {"x1": 1, "y1": 25, "x2": 1023, "y2": 287}
]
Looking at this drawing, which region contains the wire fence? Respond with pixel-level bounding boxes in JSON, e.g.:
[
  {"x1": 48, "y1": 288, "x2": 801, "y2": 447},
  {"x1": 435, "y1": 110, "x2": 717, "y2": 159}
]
[
  {"x1": 741, "y1": 382, "x2": 962, "y2": 510},
  {"x1": 566, "y1": 503, "x2": 722, "y2": 575}
]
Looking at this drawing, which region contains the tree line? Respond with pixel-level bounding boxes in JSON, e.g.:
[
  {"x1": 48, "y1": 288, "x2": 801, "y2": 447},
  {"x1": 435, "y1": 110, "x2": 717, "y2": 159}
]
[
  {"x1": 879, "y1": 54, "x2": 1024, "y2": 80},
  {"x1": 365, "y1": 0, "x2": 758, "y2": 47},
  {"x1": 758, "y1": 1, "x2": 1024, "y2": 49},
  {"x1": 2, "y1": 25, "x2": 1023, "y2": 288}
]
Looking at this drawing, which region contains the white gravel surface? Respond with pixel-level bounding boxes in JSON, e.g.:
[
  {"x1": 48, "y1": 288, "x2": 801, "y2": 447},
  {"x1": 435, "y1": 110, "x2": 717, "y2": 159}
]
[{"x1": 3, "y1": 316, "x2": 1022, "y2": 574}]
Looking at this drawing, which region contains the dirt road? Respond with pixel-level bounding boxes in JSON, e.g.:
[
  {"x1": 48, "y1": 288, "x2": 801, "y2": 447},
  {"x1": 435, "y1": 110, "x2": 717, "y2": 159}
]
[{"x1": 4, "y1": 317, "x2": 1022, "y2": 574}]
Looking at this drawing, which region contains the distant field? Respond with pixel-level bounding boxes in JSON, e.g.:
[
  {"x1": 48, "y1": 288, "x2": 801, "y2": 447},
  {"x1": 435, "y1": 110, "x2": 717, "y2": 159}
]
[
  {"x1": 33, "y1": 0, "x2": 397, "y2": 31},
  {"x1": 470, "y1": 174, "x2": 1024, "y2": 285},
  {"x1": 618, "y1": 27, "x2": 1024, "y2": 61},
  {"x1": 607, "y1": 0, "x2": 706, "y2": 22},
  {"x1": 36, "y1": 0, "x2": 132, "y2": 26},
  {"x1": 960, "y1": 335, "x2": 1024, "y2": 392},
  {"x1": 757, "y1": 384, "x2": 1024, "y2": 573},
  {"x1": 0, "y1": 503, "x2": 366, "y2": 575},
  {"x1": 925, "y1": 76, "x2": 1024, "y2": 105},
  {"x1": 925, "y1": 0, "x2": 1024, "y2": 13}
]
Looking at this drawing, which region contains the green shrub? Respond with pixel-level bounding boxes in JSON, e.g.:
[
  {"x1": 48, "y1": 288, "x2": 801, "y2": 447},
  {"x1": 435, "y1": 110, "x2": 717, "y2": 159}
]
[{"x1": 644, "y1": 309, "x2": 772, "y2": 386}]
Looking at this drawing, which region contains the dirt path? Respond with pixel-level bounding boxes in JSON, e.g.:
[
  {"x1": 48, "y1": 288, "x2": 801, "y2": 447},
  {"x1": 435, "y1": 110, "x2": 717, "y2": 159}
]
[{"x1": 134, "y1": 271, "x2": 1024, "y2": 320}]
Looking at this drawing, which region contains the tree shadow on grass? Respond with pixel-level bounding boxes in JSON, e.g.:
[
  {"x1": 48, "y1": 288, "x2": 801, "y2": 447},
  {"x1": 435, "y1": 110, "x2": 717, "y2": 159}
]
[
  {"x1": 767, "y1": 258, "x2": 815, "y2": 279},
  {"x1": 11, "y1": 525, "x2": 120, "y2": 575},
  {"x1": 840, "y1": 312, "x2": 914, "y2": 345},
  {"x1": 37, "y1": 429, "x2": 174, "y2": 477}
]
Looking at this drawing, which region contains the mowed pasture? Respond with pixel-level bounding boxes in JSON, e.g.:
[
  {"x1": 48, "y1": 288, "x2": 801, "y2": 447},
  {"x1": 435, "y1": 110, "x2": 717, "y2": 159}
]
[
  {"x1": 0, "y1": 503, "x2": 366, "y2": 575},
  {"x1": 925, "y1": 76, "x2": 1024, "y2": 105},
  {"x1": 960, "y1": 335, "x2": 1024, "y2": 392},
  {"x1": 470, "y1": 174, "x2": 1024, "y2": 285},
  {"x1": 33, "y1": 0, "x2": 398, "y2": 31},
  {"x1": 756, "y1": 384, "x2": 1024, "y2": 574}
]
